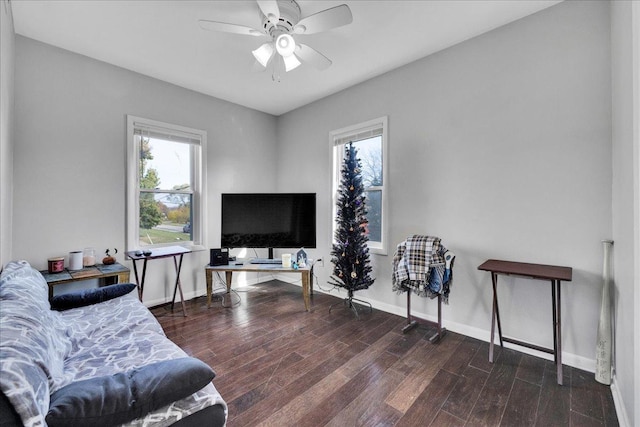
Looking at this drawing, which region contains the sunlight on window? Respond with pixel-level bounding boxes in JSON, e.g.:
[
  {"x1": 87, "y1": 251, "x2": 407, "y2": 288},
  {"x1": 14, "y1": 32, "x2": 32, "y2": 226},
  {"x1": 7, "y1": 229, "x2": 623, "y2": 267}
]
[{"x1": 127, "y1": 115, "x2": 205, "y2": 250}]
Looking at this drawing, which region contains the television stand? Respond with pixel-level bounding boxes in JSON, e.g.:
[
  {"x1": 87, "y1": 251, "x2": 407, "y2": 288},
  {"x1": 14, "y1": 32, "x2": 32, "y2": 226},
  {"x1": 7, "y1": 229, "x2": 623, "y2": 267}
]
[{"x1": 205, "y1": 261, "x2": 313, "y2": 311}]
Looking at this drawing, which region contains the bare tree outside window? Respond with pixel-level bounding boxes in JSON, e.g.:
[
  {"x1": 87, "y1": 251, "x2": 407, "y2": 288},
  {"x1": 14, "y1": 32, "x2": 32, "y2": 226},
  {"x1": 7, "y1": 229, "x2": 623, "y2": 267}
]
[{"x1": 351, "y1": 136, "x2": 382, "y2": 243}]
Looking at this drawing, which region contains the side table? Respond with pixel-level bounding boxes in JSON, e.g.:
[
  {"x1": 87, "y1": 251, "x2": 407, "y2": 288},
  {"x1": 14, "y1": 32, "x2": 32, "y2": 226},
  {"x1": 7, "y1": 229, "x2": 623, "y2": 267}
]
[
  {"x1": 125, "y1": 245, "x2": 194, "y2": 317},
  {"x1": 40, "y1": 262, "x2": 130, "y2": 301},
  {"x1": 478, "y1": 259, "x2": 572, "y2": 385}
]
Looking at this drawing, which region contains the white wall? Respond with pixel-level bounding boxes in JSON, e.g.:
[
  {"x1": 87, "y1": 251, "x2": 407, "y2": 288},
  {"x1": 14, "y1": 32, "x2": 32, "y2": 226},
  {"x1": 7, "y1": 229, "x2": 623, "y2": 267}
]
[
  {"x1": 611, "y1": 1, "x2": 639, "y2": 425},
  {"x1": 9, "y1": 0, "x2": 636, "y2": 422},
  {"x1": 277, "y1": 0, "x2": 612, "y2": 371},
  {"x1": 13, "y1": 36, "x2": 279, "y2": 304},
  {"x1": 0, "y1": 0, "x2": 15, "y2": 267}
]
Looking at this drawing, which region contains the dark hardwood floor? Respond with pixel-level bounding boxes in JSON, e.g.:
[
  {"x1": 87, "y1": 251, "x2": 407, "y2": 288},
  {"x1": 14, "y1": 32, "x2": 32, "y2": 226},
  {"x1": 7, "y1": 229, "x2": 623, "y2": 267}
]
[{"x1": 151, "y1": 280, "x2": 618, "y2": 427}]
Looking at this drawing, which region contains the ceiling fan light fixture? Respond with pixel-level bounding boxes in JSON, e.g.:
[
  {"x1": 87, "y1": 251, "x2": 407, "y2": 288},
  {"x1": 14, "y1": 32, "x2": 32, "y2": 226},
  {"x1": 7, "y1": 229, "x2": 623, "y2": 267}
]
[
  {"x1": 276, "y1": 34, "x2": 296, "y2": 57},
  {"x1": 283, "y1": 53, "x2": 301, "y2": 72},
  {"x1": 199, "y1": 0, "x2": 353, "y2": 74},
  {"x1": 252, "y1": 42, "x2": 275, "y2": 67}
]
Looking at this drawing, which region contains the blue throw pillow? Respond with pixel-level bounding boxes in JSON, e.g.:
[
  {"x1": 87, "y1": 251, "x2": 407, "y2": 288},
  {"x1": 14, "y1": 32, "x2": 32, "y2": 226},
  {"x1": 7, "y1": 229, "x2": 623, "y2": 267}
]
[
  {"x1": 45, "y1": 357, "x2": 215, "y2": 427},
  {"x1": 50, "y1": 283, "x2": 137, "y2": 311},
  {"x1": 0, "y1": 389, "x2": 22, "y2": 427}
]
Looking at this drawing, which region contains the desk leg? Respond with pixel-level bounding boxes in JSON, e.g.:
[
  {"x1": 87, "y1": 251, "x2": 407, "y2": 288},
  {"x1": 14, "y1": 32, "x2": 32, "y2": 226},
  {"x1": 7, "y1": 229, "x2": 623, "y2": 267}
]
[
  {"x1": 140, "y1": 259, "x2": 148, "y2": 302},
  {"x1": 555, "y1": 280, "x2": 563, "y2": 385},
  {"x1": 310, "y1": 266, "x2": 314, "y2": 295},
  {"x1": 170, "y1": 254, "x2": 187, "y2": 317},
  {"x1": 302, "y1": 269, "x2": 311, "y2": 312},
  {"x1": 206, "y1": 269, "x2": 212, "y2": 308},
  {"x1": 551, "y1": 280, "x2": 558, "y2": 366},
  {"x1": 131, "y1": 260, "x2": 141, "y2": 301},
  {"x1": 489, "y1": 272, "x2": 504, "y2": 363},
  {"x1": 225, "y1": 271, "x2": 233, "y2": 294}
]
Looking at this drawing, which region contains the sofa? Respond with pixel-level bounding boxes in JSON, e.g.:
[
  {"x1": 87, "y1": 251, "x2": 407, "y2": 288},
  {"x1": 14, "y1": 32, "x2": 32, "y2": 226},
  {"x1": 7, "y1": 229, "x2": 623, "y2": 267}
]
[{"x1": 0, "y1": 260, "x2": 227, "y2": 427}]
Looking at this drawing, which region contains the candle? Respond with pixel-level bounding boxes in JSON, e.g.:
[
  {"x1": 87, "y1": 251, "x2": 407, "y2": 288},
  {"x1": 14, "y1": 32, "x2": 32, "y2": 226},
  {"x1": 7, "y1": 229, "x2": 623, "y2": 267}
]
[
  {"x1": 83, "y1": 248, "x2": 96, "y2": 267},
  {"x1": 69, "y1": 251, "x2": 83, "y2": 271},
  {"x1": 282, "y1": 253, "x2": 292, "y2": 268}
]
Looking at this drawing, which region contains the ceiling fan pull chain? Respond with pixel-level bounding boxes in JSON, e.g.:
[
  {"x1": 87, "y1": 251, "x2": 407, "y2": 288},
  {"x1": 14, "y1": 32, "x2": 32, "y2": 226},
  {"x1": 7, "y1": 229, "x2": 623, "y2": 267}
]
[{"x1": 272, "y1": 54, "x2": 285, "y2": 82}]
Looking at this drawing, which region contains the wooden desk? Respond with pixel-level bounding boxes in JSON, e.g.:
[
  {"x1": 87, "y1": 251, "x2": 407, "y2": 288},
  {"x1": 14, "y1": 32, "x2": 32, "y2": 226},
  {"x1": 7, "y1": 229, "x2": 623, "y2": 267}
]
[
  {"x1": 205, "y1": 261, "x2": 313, "y2": 311},
  {"x1": 40, "y1": 262, "x2": 130, "y2": 301},
  {"x1": 478, "y1": 259, "x2": 572, "y2": 385},
  {"x1": 126, "y1": 246, "x2": 194, "y2": 317}
]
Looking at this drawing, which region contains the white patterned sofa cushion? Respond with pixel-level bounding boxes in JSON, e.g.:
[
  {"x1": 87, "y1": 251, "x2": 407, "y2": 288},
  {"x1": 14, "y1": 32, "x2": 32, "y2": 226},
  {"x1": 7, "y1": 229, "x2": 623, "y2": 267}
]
[
  {"x1": 0, "y1": 261, "x2": 72, "y2": 426},
  {"x1": 0, "y1": 261, "x2": 227, "y2": 427}
]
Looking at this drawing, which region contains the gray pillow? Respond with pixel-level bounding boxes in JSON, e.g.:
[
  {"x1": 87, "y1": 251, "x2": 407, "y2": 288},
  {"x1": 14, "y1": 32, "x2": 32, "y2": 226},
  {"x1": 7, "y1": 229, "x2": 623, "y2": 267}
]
[{"x1": 46, "y1": 357, "x2": 215, "y2": 427}]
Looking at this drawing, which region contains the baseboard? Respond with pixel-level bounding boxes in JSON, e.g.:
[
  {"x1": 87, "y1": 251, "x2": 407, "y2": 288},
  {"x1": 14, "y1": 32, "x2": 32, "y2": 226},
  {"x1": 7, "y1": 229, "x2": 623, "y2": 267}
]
[
  {"x1": 610, "y1": 379, "x2": 631, "y2": 427},
  {"x1": 146, "y1": 274, "x2": 627, "y2": 425},
  {"x1": 273, "y1": 275, "x2": 599, "y2": 373},
  {"x1": 157, "y1": 274, "x2": 599, "y2": 374},
  {"x1": 372, "y1": 293, "x2": 596, "y2": 372}
]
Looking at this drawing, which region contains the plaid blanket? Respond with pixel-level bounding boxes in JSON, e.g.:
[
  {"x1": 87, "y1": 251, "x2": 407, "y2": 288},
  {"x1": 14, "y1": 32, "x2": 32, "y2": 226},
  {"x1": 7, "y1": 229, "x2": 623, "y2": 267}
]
[{"x1": 392, "y1": 235, "x2": 453, "y2": 302}]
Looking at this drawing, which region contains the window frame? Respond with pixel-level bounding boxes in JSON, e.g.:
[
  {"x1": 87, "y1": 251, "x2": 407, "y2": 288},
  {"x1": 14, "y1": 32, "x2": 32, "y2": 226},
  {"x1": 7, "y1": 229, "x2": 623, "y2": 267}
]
[
  {"x1": 330, "y1": 116, "x2": 388, "y2": 255},
  {"x1": 126, "y1": 115, "x2": 207, "y2": 251}
]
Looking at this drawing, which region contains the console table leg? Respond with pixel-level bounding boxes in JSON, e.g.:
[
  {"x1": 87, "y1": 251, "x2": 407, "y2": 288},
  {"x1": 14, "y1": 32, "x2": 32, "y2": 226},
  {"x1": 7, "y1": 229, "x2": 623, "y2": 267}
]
[
  {"x1": 551, "y1": 280, "x2": 558, "y2": 364},
  {"x1": 206, "y1": 269, "x2": 213, "y2": 308},
  {"x1": 490, "y1": 274, "x2": 497, "y2": 363},
  {"x1": 556, "y1": 280, "x2": 563, "y2": 385},
  {"x1": 225, "y1": 271, "x2": 233, "y2": 294},
  {"x1": 171, "y1": 255, "x2": 187, "y2": 317},
  {"x1": 493, "y1": 273, "x2": 504, "y2": 347},
  {"x1": 490, "y1": 272, "x2": 504, "y2": 362},
  {"x1": 140, "y1": 260, "x2": 148, "y2": 302},
  {"x1": 302, "y1": 270, "x2": 311, "y2": 312},
  {"x1": 131, "y1": 260, "x2": 140, "y2": 300}
]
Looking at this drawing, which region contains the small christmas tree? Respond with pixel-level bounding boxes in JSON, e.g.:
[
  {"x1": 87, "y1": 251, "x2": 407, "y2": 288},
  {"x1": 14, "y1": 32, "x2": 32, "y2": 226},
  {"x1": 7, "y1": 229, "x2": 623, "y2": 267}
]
[{"x1": 329, "y1": 142, "x2": 375, "y2": 317}]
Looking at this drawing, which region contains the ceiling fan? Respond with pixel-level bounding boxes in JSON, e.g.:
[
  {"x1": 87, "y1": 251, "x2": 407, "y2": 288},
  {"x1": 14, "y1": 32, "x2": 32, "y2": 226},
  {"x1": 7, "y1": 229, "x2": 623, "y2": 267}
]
[{"x1": 199, "y1": 0, "x2": 353, "y2": 73}]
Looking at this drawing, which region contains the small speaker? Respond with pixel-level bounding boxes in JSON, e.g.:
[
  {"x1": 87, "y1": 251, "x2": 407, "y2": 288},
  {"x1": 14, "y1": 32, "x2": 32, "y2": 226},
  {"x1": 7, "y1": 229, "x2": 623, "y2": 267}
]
[{"x1": 210, "y1": 248, "x2": 229, "y2": 266}]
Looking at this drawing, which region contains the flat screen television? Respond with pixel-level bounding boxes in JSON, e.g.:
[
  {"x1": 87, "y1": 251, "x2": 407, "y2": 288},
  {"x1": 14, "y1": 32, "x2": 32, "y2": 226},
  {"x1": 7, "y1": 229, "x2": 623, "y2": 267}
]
[{"x1": 221, "y1": 193, "x2": 316, "y2": 256}]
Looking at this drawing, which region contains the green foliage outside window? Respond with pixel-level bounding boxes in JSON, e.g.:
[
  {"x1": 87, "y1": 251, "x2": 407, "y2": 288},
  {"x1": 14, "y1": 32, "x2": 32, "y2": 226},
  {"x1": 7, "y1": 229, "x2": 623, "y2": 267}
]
[{"x1": 139, "y1": 138, "x2": 163, "y2": 230}]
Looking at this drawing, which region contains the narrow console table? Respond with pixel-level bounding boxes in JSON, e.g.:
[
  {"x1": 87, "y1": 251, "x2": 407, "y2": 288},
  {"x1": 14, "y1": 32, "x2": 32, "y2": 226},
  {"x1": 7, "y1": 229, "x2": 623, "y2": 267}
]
[
  {"x1": 125, "y1": 246, "x2": 194, "y2": 317},
  {"x1": 478, "y1": 259, "x2": 572, "y2": 385},
  {"x1": 205, "y1": 261, "x2": 313, "y2": 311},
  {"x1": 40, "y1": 262, "x2": 130, "y2": 301}
]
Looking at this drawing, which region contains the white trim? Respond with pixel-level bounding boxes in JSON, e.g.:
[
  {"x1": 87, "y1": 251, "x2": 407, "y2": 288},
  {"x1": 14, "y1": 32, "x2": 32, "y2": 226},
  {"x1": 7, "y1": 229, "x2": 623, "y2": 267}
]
[
  {"x1": 295, "y1": 281, "x2": 599, "y2": 373},
  {"x1": 611, "y1": 380, "x2": 631, "y2": 427},
  {"x1": 632, "y1": 2, "x2": 640, "y2": 424},
  {"x1": 329, "y1": 116, "x2": 389, "y2": 255},
  {"x1": 126, "y1": 115, "x2": 207, "y2": 251}
]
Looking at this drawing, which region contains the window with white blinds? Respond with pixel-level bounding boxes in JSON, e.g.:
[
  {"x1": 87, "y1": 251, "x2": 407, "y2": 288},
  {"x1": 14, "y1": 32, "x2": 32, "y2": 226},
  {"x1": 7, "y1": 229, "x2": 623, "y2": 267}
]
[
  {"x1": 126, "y1": 115, "x2": 207, "y2": 250},
  {"x1": 330, "y1": 116, "x2": 388, "y2": 255}
]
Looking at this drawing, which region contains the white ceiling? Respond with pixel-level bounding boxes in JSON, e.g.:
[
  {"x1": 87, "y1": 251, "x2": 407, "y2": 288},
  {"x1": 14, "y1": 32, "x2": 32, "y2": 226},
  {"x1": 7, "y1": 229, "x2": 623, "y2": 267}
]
[{"x1": 11, "y1": 0, "x2": 562, "y2": 116}]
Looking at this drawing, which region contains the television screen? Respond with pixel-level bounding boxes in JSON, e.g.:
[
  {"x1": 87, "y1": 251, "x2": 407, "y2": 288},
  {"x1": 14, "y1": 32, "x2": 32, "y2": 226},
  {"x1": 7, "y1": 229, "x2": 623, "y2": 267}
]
[{"x1": 221, "y1": 193, "x2": 316, "y2": 249}]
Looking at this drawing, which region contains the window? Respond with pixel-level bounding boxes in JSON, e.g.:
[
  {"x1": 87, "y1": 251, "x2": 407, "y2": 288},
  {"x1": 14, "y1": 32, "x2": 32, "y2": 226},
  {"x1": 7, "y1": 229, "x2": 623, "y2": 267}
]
[
  {"x1": 331, "y1": 116, "x2": 388, "y2": 255},
  {"x1": 126, "y1": 116, "x2": 206, "y2": 250}
]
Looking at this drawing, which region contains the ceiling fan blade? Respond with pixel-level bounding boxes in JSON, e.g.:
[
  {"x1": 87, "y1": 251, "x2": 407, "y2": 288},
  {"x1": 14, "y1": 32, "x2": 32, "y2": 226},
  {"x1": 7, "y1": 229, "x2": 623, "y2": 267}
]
[
  {"x1": 198, "y1": 20, "x2": 265, "y2": 36},
  {"x1": 295, "y1": 43, "x2": 332, "y2": 70},
  {"x1": 257, "y1": 0, "x2": 280, "y2": 24},
  {"x1": 294, "y1": 4, "x2": 353, "y2": 34}
]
